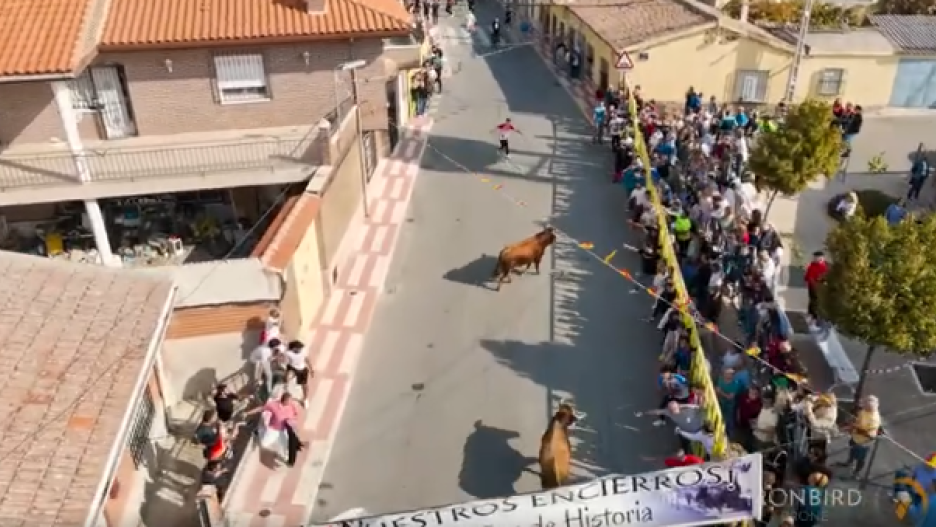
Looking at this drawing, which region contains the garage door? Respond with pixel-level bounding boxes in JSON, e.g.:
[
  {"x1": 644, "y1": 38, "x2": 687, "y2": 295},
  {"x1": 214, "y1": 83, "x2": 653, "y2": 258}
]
[{"x1": 890, "y1": 58, "x2": 936, "y2": 108}]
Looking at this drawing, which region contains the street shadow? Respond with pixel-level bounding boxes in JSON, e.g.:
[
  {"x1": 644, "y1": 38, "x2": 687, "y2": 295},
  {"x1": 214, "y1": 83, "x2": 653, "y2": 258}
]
[
  {"x1": 458, "y1": 420, "x2": 536, "y2": 499},
  {"x1": 443, "y1": 253, "x2": 501, "y2": 289},
  {"x1": 459, "y1": 5, "x2": 673, "y2": 479}
]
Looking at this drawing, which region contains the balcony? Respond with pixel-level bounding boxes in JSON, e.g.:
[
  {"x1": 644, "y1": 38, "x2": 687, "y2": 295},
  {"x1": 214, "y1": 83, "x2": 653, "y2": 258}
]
[
  {"x1": 383, "y1": 32, "x2": 424, "y2": 70},
  {"x1": 0, "y1": 125, "x2": 329, "y2": 206}
]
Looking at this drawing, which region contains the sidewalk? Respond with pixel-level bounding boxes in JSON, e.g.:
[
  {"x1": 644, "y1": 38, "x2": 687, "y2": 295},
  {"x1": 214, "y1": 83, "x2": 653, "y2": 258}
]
[{"x1": 221, "y1": 118, "x2": 434, "y2": 527}]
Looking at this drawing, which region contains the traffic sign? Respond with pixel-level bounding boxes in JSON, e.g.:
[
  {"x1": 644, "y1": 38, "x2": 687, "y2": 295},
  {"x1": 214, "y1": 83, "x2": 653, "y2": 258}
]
[{"x1": 616, "y1": 50, "x2": 634, "y2": 70}]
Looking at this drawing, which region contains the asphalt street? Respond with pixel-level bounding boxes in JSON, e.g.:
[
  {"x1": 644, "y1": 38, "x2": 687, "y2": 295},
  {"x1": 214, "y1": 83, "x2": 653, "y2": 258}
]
[{"x1": 310, "y1": 5, "x2": 678, "y2": 521}]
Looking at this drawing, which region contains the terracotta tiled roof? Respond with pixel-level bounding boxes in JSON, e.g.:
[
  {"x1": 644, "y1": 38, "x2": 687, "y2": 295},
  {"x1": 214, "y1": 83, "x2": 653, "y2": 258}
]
[
  {"x1": 0, "y1": 251, "x2": 175, "y2": 527},
  {"x1": 258, "y1": 192, "x2": 322, "y2": 273},
  {"x1": 571, "y1": 0, "x2": 714, "y2": 50},
  {"x1": 0, "y1": 0, "x2": 96, "y2": 77},
  {"x1": 101, "y1": 0, "x2": 411, "y2": 48}
]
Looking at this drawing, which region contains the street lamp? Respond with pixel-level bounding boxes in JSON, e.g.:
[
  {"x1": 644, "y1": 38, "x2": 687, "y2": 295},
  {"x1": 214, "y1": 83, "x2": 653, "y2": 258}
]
[{"x1": 338, "y1": 59, "x2": 371, "y2": 219}]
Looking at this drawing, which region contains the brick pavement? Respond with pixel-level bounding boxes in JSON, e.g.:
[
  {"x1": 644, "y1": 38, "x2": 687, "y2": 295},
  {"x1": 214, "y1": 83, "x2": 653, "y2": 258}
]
[{"x1": 222, "y1": 117, "x2": 433, "y2": 527}]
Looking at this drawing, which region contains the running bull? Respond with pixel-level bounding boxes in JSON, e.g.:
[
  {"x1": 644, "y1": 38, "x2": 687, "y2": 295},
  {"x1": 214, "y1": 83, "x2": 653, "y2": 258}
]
[{"x1": 491, "y1": 227, "x2": 556, "y2": 291}]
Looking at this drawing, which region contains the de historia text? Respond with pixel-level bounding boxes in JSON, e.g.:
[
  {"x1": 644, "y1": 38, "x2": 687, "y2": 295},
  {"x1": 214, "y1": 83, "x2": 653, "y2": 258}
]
[{"x1": 335, "y1": 464, "x2": 739, "y2": 527}]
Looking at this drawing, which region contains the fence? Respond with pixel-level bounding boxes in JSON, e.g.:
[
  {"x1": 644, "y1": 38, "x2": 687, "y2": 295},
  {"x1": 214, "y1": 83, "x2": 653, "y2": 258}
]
[
  {"x1": 625, "y1": 91, "x2": 730, "y2": 460},
  {"x1": 0, "y1": 128, "x2": 328, "y2": 190}
]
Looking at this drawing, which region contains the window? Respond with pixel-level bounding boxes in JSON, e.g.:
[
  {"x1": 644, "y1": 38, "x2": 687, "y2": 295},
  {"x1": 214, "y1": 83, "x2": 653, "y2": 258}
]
[
  {"x1": 67, "y1": 71, "x2": 98, "y2": 110},
  {"x1": 817, "y1": 68, "x2": 845, "y2": 96},
  {"x1": 127, "y1": 389, "x2": 156, "y2": 468},
  {"x1": 733, "y1": 69, "x2": 769, "y2": 103},
  {"x1": 213, "y1": 53, "x2": 270, "y2": 104}
]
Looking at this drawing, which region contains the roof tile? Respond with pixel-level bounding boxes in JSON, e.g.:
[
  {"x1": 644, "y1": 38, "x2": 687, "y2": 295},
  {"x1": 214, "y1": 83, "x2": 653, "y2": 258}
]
[
  {"x1": 101, "y1": 0, "x2": 411, "y2": 48},
  {"x1": 0, "y1": 0, "x2": 95, "y2": 77},
  {"x1": 259, "y1": 193, "x2": 322, "y2": 272},
  {"x1": 0, "y1": 251, "x2": 174, "y2": 527},
  {"x1": 570, "y1": 0, "x2": 713, "y2": 50},
  {"x1": 869, "y1": 14, "x2": 936, "y2": 54}
]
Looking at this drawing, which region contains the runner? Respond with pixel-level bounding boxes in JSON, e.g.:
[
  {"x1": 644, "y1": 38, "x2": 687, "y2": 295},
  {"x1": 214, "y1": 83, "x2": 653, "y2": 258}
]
[
  {"x1": 592, "y1": 101, "x2": 607, "y2": 144},
  {"x1": 494, "y1": 118, "x2": 521, "y2": 159},
  {"x1": 609, "y1": 110, "x2": 625, "y2": 150},
  {"x1": 491, "y1": 17, "x2": 501, "y2": 47}
]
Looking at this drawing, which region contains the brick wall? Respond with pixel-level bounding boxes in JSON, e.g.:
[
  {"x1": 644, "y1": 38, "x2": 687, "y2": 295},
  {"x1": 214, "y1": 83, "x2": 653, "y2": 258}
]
[
  {"x1": 0, "y1": 83, "x2": 65, "y2": 146},
  {"x1": 0, "y1": 39, "x2": 398, "y2": 148},
  {"x1": 94, "y1": 40, "x2": 393, "y2": 138}
]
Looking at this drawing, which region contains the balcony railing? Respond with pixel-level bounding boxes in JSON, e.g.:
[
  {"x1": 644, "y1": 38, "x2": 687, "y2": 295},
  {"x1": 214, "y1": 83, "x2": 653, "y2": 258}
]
[{"x1": 0, "y1": 126, "x2": 327, "y2": 190}]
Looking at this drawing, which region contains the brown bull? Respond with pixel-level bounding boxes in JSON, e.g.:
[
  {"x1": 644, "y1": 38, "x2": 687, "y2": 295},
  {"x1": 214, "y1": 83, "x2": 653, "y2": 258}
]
[
  {"x1": 538, "y1": 403, "x2": 578, "y2": 490},
  {"x1": 491, "y1": 227, "x2": 556, "y2": 291}
]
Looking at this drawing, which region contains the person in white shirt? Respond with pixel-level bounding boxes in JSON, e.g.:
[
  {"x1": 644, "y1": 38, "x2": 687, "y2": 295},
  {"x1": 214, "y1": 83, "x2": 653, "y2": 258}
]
[
  {"x1": 465, "y1": 10, "x2": 476, "y2": 31},
  {"x1": 735, "y1": 134, "x2": 750, "y2": 163},
  {"x1": 757, "y1": 249, "x2": 777, "y2": 294},
  {"x1": 250, "y1": 338, "x2": 280, "y2": 395},
  {"x1": 284, "y1": 340, "x2": 312, "y2": 406},
  {"x1": 262, "y1": 308, "x2": 281, "y2": 344}
]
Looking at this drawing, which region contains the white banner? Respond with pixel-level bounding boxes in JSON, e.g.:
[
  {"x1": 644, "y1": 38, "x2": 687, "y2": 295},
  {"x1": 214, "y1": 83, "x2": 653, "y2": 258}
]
[{"x1": 313, "y1": 454, "x2": 763, "y2": 527}]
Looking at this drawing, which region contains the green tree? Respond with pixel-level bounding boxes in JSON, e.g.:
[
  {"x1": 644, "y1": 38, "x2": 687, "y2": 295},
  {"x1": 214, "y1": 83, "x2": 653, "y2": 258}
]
[
  {"x1": 819, "y1": 214, "x2": 936, "y2": 401},
  {"x1": 722, "y1": 0, "x2": 863, "y2": 26},
  {"x1": 874, "y1": 0, "x2": 936, "y2": 15},
  {"x1": 750, "y1": 99, "x2": 842, "y2": 217}
]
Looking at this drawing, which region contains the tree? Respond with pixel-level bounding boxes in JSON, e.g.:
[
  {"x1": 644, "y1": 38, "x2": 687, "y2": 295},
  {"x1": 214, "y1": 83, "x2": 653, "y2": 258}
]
[
  {"x1": 818, "y1": 214, "x2": 936, "y2": 401},
  {"x1": 722, "y1": 0, "x2": 866, "y2": 26},
  {"x1": 874, "y1": 0, "x2": 936, "y2": 15},
  {"x1": 749, "y1": 99, "x2": 842, "y2": 216}
]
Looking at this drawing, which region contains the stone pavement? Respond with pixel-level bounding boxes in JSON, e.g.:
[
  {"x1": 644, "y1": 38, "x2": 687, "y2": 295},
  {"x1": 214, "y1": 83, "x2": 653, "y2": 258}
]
[
  {"x1": 310, "y1": 5, "x2": 681, "y2": 520},
  {"x1": 220, "y1": 120, "x2": 433, "y2": 527}
]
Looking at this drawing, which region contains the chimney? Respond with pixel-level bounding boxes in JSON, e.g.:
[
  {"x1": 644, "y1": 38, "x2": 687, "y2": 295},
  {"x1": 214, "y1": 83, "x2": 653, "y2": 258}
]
[
  {"x1": 739, "y1": 0, "x2": 749, "y2": 23},
  {"x1": 304, "y1": 0, "x2": 325, "y2": 13}
]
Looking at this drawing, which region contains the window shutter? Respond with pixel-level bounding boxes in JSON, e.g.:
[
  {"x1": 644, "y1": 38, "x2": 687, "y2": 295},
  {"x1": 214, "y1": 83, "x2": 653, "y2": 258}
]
[
  {"x1": 214, "y1": 54, "x2": 266, "y2": 90},
  {"x1": 837, "y1": 68, "x2": 847, "y2": 96}
]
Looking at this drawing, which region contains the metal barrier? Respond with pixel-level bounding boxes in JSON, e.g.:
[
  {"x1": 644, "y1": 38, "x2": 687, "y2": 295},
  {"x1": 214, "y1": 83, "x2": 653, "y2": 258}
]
[{"x1": 0, "y1": 128, "x2": 327, "y2": 189}]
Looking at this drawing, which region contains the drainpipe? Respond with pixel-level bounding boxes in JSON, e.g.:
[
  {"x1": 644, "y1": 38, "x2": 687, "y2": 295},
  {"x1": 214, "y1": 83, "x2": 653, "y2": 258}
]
[{"x1": 739, "y1": 0, "x2": 749, "y2": 23}]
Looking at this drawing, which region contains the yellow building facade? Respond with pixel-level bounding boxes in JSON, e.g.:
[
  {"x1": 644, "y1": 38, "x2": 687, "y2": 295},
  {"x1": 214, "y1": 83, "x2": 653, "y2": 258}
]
[{"x1": 535, "y1": 2, "x2": 901, "y2": 109}]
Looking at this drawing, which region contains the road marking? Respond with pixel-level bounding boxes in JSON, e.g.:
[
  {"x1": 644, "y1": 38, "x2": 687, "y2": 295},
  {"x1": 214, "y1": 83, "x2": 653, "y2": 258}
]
[
  {"x1": 388, "y1": 177, "x2": 406, "y2": 200},
  {"x1": 318, "y1": 293, "x2": 344, "y2": 326},
  {"x1": 304, "y1": 378, "x2": 333, "y2": 431},
  {"x1": 260, "y1": 463, "x2": 288, "y2": 504},
  {"x1": 314, "y1": 330, "x2": 341, "y2": 371},
  {"x1": 369, "y1": 225, "x2": 390, "y2": 252},
  {"x1": 338, "y1": 333, "x2": 364, "y2": 377},
  {"x1": 342, "y1": 291, "x2": 366, "y2": 328},
  {"x1": 371, "y1": 200, "x2": 389, "y2": 224},
  {"x1": 291, "y1": 440, "x2": 331, "y2": 505},
  {"x1": 345, "y1": 254, "x2": 369, "y2": 288}
]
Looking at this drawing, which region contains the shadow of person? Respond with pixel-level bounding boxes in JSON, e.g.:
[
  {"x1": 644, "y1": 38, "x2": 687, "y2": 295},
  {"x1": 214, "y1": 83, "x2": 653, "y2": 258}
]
[
  {"x1": 459, "y1": 420, "x2": 537, "y2": 499},
  {"x1": 443, "y1": 254, "x2": 501, "y2": 290}
]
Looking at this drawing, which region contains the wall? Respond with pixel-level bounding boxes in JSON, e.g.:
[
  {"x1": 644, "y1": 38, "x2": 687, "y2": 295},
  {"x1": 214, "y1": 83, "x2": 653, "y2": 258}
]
[
  {"x1": 281, "y1": 211, "x2": 326, "y2": 342},
  {"x1": 91, "y1": 39, "x2": 390, "y2": 139},
  {"x1": 316, "y1": 108, "x2": 366, "y2": 272},
  {"x1": 795, "y1": 55, "x2": 898, "y2": 108},
  {"x1": 102, "y1": 369, "x2": 163, "y2": 527},
  {"x1": 547, "y1": 6, "x2": 616, "y2": 89},
  {"x1": 626, "y1": 31, "x2": 792, "y2": 103},
  {"x1": 0, "y1": 82, "x2": 66, "y2": 146},
  {"x1": 165, "y1": 303, "x2": 272, "y2": 339}
]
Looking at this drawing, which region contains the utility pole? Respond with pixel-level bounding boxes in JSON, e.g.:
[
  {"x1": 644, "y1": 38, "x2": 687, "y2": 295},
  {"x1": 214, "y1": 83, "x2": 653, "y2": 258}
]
[
  {"x1": 339, "y1": 60, "x2": 371, "y2": 219},
  {"x1": 783, "y1": 0, "x2": 814, "y2": 102}
]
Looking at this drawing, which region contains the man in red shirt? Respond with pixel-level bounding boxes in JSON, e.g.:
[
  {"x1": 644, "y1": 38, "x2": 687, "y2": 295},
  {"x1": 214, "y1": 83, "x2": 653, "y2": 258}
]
[{"x1": 804, "y1": 251, "x2": 829, "y2": 319}]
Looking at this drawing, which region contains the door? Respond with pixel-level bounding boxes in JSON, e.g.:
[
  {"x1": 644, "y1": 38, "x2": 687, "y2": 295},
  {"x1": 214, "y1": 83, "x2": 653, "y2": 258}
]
[
  {"x1": 362, "y1": 131, "x2": 379, "y2": 182},
  {"x1": 91, "y1": 65, "x2": 137, "y2": 139},
  {"x1": 890, "y1": 59, "x2": 936, "y2": 108}
]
